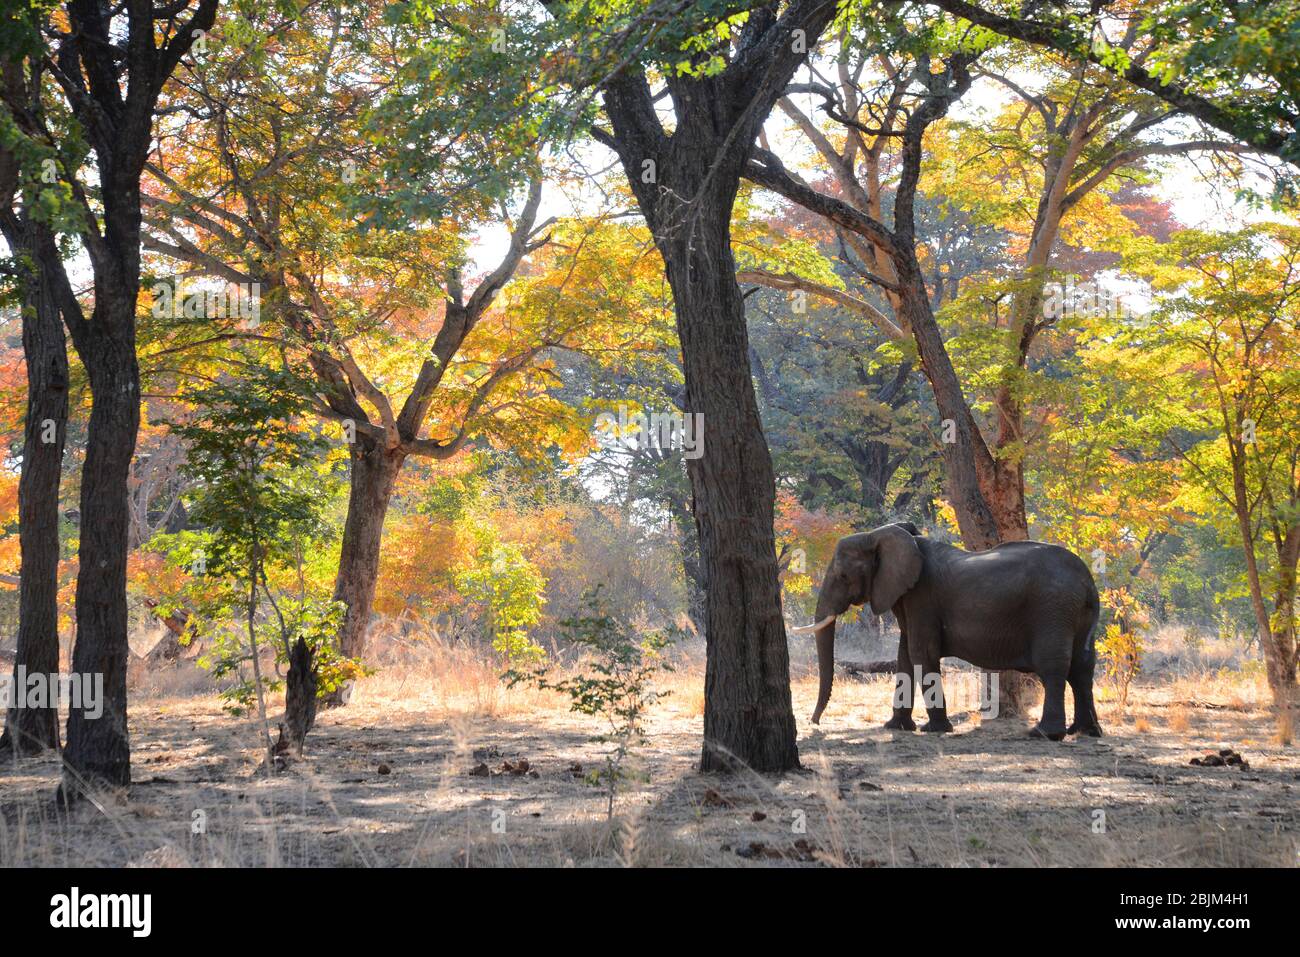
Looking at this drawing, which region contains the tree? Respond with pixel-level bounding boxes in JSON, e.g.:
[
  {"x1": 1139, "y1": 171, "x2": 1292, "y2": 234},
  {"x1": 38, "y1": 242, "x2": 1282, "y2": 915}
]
[
  {"x1": 737, "y1": 11, "x2": 1047, "y2": 704},
  {"x1": 945, "y1": 44, "x2": 1253, "y2": 540},
  {"x1": 0, "y1": 48, "x2": 72, "y2": 752},
  {"x1": 0, "y1": 0, "x2": 218, "y2": 797},
  {"x1": 553, "y1": 0, "x2": 845, "y2": 771},
  {"x1": 143, "y1": 3, "x2": 630, "y2": 700},
  {"x1": 742, "y1": 8, "x2": 1257, "y2": 708},
  {"x1": 744, "y1": 16, "x2": 1005, "y2": 549},
  {"x1": 1123, "y1": 225, "x2": 1300, "y2": 730},
  {"x1": 748, "y1": 9, "x2": 1258, "y2": 543},
  {"x1": 735, "y1": 197, "x2": 936, "y2": 526},
  {"x1": 0, "y1": 233, "x2": 65, "y2": 756}
]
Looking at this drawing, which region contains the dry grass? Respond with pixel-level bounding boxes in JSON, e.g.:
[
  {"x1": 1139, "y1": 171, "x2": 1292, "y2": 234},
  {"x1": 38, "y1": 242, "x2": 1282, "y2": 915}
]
[
  {"x1": 1167, "y1": 705, "x2": 1191, "y2": 734},
  {"x1": 0, "y1": 627, "x2": 1296, "y2": 868},
  {"x1": 1277, "y1": 705, "x2": 1295, "y2": 748}
]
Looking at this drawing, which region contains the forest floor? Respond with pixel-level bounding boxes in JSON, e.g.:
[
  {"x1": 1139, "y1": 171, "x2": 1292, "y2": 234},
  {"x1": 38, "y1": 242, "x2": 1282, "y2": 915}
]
[{"x1": 1, "y1": 631, "x2": 1297, "y2": 867}]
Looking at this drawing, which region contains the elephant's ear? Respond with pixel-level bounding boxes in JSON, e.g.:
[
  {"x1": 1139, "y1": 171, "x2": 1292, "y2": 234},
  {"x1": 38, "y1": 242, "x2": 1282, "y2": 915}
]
[{"x1": 869, "y1": 524, "x2": 923, "y2": 614}]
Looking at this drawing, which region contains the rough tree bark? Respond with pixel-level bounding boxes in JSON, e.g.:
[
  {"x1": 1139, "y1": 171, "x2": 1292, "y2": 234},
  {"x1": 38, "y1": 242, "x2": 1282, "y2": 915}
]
[
  {"x1": 0, "y1": 217, "x2": 67, "y2": 756},
  {"x1": 61, "y1": 308, "x2": 142, "y2": 792},
  {"x1": 326, "y1": 437, "x2": 404, "y2": 703},
  {"x1": 663, "y1": 185, "x2": 797, "y2": 771},
  {"x1": 19, "y1": 0, "x2": 223, "y2": 799},
  {"x1": 662, "y1": 476, "x2": 706, "y2": 633},
  {"x1": 598, "y1": 1, "x2": 837, "y2": 771}
]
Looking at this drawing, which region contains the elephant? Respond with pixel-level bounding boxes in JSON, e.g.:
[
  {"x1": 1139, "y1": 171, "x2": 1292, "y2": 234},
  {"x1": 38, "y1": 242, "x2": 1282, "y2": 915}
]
[{"x1": 805, "y1": 522, "x2": 1102, "y2": 740}]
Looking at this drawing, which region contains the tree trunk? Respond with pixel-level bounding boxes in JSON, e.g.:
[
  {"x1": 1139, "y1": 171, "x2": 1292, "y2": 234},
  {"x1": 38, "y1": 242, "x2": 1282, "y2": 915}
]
[
  {"x1": 663, "y1": 480, "x2": 706, "y2": 634},
  {"x1": 895, "y1": 265, "x2": 1033, "y2": 712},
  {"x1": 1270, "y1": 529, "x2": 1300, "y2": 695},
  {"x1": 276, "y1": 636, "x2": 317, "y2": 757},
  {"x1": 323, "y1": 437, "x2": 404, "y2": 706},
  {"x1": 1225, "y1": 442, "x2": 1300, "y2": 740},
  {"x1": 60, "y1": 313, "x2": 140, "y2": 795},
  {"x1": 657, "y1": 183, "x2": 799, "y2": 773},
  {"x1": 893, "y1": 265, "x2": 1002, "y2": 549},
  {"x1": 844, "y1": 439, "x2": 891, "y2": 527},
  {"x1": 981, "y1": 115, "x2": 1084, "y2": 546},
  {"x1": 25, "y1": 0, "x2": 221, "y2": 803},
  {"x1": 596, "y1": 3, "x2": 840, "y2": 772},
  {"x1": 1239, "y1": 511, "x2": 1292, "y2": 702},
  {"x1": 0, "y1": 221, "x2": 67, "y2": 756}
]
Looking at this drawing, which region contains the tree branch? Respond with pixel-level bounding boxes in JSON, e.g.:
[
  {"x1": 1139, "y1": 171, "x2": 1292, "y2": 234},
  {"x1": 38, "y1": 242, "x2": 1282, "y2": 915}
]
[{"x1": 737, "y1": 268, "x2": 905, "y2": 340}]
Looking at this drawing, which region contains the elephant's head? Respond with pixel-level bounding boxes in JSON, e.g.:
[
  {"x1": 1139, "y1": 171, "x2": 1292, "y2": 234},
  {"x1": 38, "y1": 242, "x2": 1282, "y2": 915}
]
[{"x1": 810, "y1": 523, "x2": 923, "y2": 725}]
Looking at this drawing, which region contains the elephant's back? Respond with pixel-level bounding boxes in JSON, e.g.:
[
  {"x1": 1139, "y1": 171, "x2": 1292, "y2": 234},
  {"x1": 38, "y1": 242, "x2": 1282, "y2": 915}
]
[
  {"x1": 933, "y1": 539, "x2": 1099, "y2": 668},
  {"x1": 945, "y1": 539, "x2": 1097, "y2": 605},
  {"x1": 997, "y1": 542, "x2": 1099, "y2": 624}
]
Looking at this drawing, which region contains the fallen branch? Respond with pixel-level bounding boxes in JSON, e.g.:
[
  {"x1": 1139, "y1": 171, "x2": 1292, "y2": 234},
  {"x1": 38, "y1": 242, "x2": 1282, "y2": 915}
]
[{"x1": 841, "y1": 659, "x2": 898, "y2": 677}]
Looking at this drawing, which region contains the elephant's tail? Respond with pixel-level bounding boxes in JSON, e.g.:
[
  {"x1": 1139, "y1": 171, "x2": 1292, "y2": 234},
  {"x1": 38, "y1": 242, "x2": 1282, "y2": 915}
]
[{"x1": 1076, "y1": 582, "x2": 1101, "y2": 655}]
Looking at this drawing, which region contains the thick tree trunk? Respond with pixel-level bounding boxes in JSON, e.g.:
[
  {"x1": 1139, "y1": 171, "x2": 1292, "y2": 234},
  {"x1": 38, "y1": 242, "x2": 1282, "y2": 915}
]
[
  {"x1": 596, "y1": 2, "x2": 838, "y2": 773},
  {"x1": 658, "y1": 187, "x2": 799, "y2": 773},
  {"x1": 323, "y1": 438, "x2": 404, "y2": 706},
  {"x1": 986, "y1": 456, "x2": 1030, "y2": 542},
  {"x1": 0, "y1": 222, "x2": 67, "y2": 756},
  {"x1": 60, "y1": 314, "x2": 140, "y2": 795},
  {"x1": 31, "y1": 0, "x2": 219, "y2": 803}
]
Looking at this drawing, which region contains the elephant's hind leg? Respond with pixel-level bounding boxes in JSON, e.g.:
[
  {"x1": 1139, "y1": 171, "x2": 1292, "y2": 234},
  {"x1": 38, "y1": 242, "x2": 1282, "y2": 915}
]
[
  {"x1": 1028, "y1": 628, "x2": 1072, "y2": 740},
  {"x1": 1066, "y1": 646, "x2": 1103, "y2": 737},
  {"x1": 1027, "y1": 673, "x2": 1068, "y2": 741}
]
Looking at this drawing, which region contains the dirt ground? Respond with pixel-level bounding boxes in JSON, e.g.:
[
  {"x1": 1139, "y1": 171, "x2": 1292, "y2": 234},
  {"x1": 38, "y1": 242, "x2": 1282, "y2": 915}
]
[{"x1": 1, "y1": 641, "x2": 1297, "y2": 867}]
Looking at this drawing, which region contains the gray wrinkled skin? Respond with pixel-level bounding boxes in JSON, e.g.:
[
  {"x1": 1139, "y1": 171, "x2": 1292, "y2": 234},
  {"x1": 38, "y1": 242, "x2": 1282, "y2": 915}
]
[{"x1": 811, "y1": 523, "x2": 1102, "y2": 741}]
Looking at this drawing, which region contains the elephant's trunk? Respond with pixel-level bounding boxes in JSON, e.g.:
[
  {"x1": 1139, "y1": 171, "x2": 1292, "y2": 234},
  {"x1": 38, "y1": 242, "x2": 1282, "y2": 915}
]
[{"x1": 811, "y1": 595, "x2": 838, "y2": 725}]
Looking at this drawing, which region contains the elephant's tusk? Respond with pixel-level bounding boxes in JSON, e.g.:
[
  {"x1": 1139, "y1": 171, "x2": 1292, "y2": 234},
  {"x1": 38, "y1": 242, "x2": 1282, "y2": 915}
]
[{"x1": 790, "y1": 615, "x2": 836, "y2": 635}]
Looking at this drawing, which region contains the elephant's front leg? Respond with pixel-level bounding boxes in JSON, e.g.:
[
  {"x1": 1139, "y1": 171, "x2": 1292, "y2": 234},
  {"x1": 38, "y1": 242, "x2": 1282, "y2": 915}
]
[
  {"x1": 902, "y1": 614, "x2": 952, "y2": 733},
  {"x1": 884, "y1": 633, "x2": 917, "y2": 732},
  {"x1": 918, "y1": 656, "x2": 954, "y2": 734}
]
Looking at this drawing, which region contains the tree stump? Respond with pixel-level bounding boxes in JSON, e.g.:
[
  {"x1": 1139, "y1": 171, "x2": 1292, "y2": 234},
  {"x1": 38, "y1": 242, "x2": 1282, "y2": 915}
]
[{"x1": 275, "y1": 638, "x2": 318, "y2": 758}]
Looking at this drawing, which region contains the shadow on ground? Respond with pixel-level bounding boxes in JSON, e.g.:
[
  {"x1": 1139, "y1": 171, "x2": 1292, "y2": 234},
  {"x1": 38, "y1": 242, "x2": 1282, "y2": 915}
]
[{"x1": 1, "y1": 670, "x2": 1296, "y2": 867}]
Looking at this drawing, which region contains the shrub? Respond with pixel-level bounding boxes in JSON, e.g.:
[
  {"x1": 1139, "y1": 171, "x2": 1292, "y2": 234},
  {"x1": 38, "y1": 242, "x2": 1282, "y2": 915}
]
[
  {"x1": 1099, "y1": 587, "x2": 1147, "y2": 709},
  {"x1": 504, "y1": 588, "x2": 678, "y2": 818}
]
